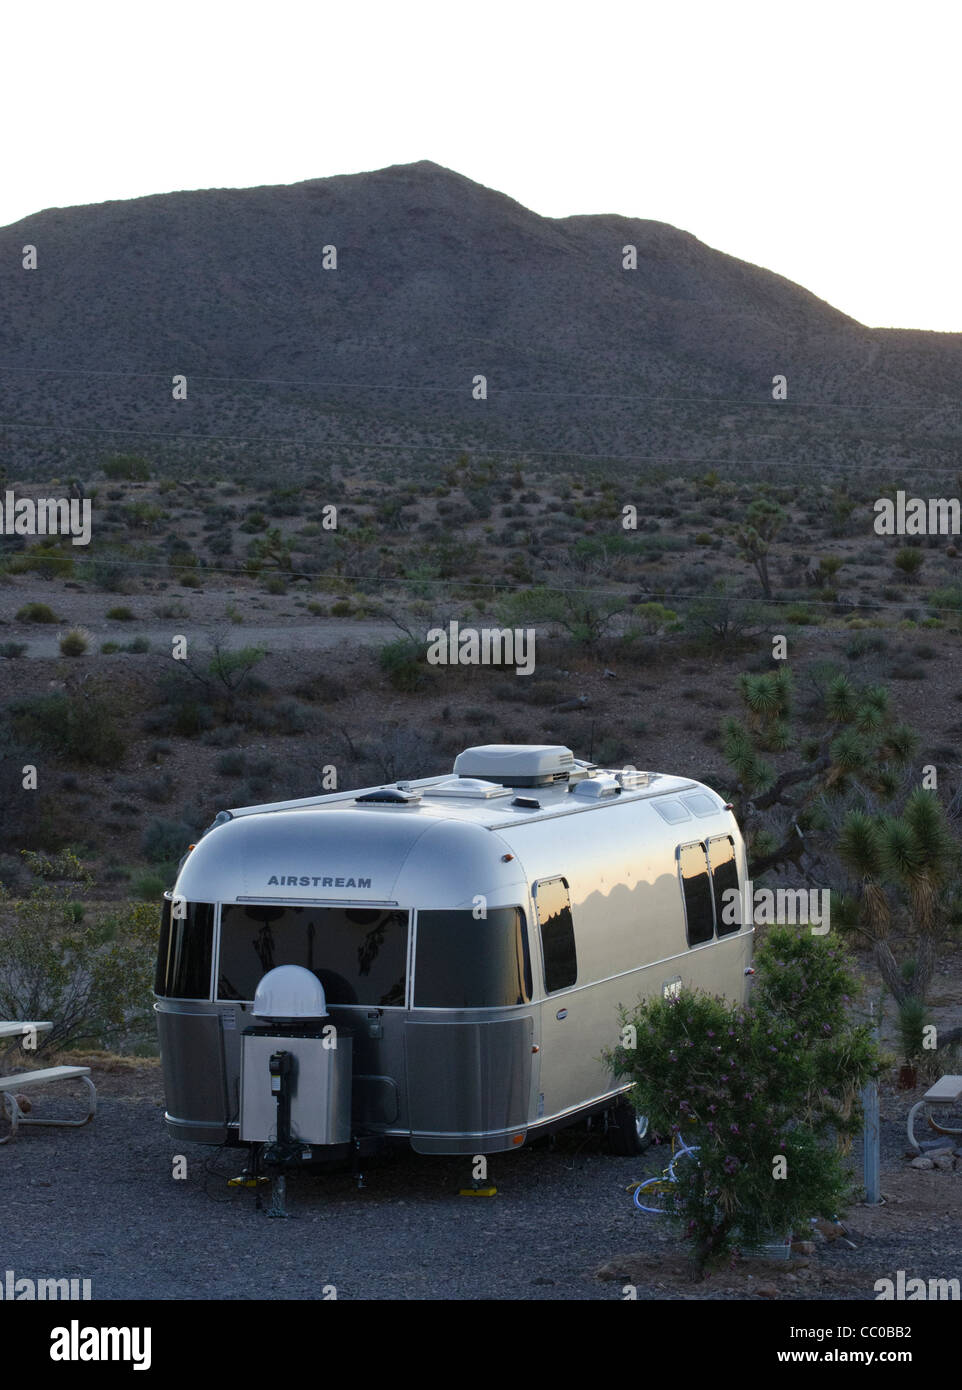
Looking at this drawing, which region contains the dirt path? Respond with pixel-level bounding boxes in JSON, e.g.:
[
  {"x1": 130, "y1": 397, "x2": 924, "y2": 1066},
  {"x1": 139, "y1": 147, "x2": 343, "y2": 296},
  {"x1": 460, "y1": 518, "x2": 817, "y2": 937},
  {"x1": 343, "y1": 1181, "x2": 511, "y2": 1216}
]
[{"x1": 6, "y1": 619, "x2": 401, "y2": 659}]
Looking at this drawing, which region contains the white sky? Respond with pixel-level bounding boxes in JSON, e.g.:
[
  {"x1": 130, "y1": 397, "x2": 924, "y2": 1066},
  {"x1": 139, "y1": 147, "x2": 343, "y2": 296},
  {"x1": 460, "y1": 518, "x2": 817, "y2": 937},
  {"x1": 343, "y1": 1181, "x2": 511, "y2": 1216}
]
[{"x1": 5, "y1": 0, "x2": 960, "y2": 330}]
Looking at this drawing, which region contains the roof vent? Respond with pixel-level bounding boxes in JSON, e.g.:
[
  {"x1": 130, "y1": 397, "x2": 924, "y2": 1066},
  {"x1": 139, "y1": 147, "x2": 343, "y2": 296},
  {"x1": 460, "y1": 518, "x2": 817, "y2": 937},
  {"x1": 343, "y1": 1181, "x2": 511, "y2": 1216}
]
[
  {"x1": 453, "y1": 744, "x2": 575, "y2": 787},
  {"x1": 572, "y1": 774, "x2": 621, "y2": 800},
  {"x1": 355, "y1": 786, "x2": 421, "y2": 805},
  {"x1": 616, "y1": 768, "x2": 650, "y2": 789},
  {"x1": 512, "y1": 796, "x2": 541, "y2": 809},
  {"x1": 422, "y1": 777, "x2": 512, "y2": 800}
]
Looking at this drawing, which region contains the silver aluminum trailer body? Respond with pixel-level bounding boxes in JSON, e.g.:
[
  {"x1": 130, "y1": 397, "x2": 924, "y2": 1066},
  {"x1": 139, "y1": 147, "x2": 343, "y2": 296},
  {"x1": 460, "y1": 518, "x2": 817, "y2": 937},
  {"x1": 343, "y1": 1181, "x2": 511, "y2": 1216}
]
[{"x1": 154, "y1": 746, "x2": 753, "y2": 1156}]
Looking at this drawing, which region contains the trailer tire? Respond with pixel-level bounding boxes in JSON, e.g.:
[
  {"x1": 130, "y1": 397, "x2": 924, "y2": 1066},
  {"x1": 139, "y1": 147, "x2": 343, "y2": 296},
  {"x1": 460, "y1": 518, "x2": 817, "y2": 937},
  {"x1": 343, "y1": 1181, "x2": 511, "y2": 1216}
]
[{"x1": 607, "y1": 1097, "x2": 652, "y2": 1156}]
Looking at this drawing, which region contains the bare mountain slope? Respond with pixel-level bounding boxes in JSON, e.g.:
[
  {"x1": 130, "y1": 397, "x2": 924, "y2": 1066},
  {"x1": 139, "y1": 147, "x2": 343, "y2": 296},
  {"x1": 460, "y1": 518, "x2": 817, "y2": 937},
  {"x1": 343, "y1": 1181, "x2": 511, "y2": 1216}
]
[{"x1": 1, "y1": 160, "x2": 960, "y2": 479}]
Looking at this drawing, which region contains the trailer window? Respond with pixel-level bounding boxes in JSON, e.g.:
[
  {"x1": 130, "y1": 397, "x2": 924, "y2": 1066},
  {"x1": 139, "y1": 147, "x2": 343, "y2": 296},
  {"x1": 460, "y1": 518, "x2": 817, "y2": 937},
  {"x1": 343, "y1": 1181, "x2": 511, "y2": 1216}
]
[
  {"x1": 217, "y1": 905, "x2": 407, "y2": 1006},
  {"x1": 155, "y1": 898, "x2": 214, "y2": 999},
  {"x1": 708, "y1": 835, "x2": 741, "y2": 936},
  {"x1": 414, "y1": 908, "x2": 531, "y2": 1007},
  {"x1": 678, "y1": 843, "x2": 714, "y2": 947},
  {"x1": 534, "y1": 877, "x2": 577, "y2": 992}
]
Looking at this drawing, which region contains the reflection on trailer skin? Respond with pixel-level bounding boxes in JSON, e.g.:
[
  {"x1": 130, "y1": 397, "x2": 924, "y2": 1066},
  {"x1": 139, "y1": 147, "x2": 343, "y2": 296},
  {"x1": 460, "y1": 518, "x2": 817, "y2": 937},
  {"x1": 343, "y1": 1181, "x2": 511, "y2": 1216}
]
[{"x1": 154, "y1": 744, "x2": 753, "y2": 1159}]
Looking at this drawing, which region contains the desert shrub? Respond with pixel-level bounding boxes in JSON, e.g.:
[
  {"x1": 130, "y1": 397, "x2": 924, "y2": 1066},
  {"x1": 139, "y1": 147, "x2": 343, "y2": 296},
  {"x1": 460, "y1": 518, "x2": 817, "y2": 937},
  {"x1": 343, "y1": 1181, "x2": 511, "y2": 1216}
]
[
  {"x1": 106, "y1": 605, "x2": 135, "y2": 621},
  {"x1": 783, "y1": 604, "x2": 817, "y2": 626},
  {"x1": 59, "y1": 627, "x2": 90, "y2": 656},
  {"x1": 132, "y1": 872, "x2": 166, "y2": 901},
  {"x1": 845, "y1": 632, "x2": 888, "y2": 660},
  {"x1": 607, "y1": 927, "x2": 878, "y2": 1276},
  {"x1": 9, "y1": 689, "x2": 125, "y2": 765},
  {"x1": 0, "y1": 871, "x2": 158, "y2": 1052},
  {"x1": 293, "y1": 673, "x2": 347, "y2": 703},
  {"x1": 927, "y1": 585, "x2": 962, "y2": 615},
  {"x1": 16, "y1": 602, "x2": 58, "y2": 623},
  {"x1": 142, "y1": 818, "x2": 196, "y2": 864},
  {"x1": 378, "y1": 637, "x2": 426, "y2": 692},
  {"x1": 217, "y1": 751, "x2": 247, "y2": 777},
  {"x1": 10, "y1": 543, "x2": 74, "y2": 579},
  {"x1": 684, "y1": 592, "x2": 759, "y2": 649},
  {"x1": 0, "y1": 642, "x2": 27, "y2": 659},
  {"x1": 140, "y1": 771, "x2": 174, "y2": 804},
  {"x1": 894, "y1": 547, "x2": 924, "y2": 579},
  {"x1": 83, "y1": 556, "x2": 130, "y2": 592},
  {"x1": 103, "y1": 454, "x2": 151, "y2": 481}
]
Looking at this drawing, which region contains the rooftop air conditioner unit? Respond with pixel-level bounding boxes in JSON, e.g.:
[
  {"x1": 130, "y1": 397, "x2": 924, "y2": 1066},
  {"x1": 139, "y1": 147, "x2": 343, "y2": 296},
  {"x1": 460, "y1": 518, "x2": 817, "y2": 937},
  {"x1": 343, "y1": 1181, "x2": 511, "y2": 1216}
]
[{"x1": 453, "y1": 744, "x2": 575, "y2": 787}]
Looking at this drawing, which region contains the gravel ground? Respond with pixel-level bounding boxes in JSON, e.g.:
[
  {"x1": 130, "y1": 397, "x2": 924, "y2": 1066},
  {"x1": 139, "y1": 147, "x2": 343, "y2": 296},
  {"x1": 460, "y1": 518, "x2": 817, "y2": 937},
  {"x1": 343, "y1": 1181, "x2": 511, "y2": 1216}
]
[{"x1": 2, "y1": 1070, "x2": 959, "y2": 1301}]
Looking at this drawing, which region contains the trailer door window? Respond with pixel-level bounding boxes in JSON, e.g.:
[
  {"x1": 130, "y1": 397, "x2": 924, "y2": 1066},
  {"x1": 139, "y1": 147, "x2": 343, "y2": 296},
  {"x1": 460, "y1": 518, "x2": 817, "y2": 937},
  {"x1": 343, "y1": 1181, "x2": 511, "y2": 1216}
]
[
  {"x1": 708, "y1": 835, "x2": 741, "y2": 936},
  {"x1": 678, "y1": 843, "x2": 714, "y2": 947},
  {"x1": 534, "y1": 877, "x2": 577, "y2": 993},
  {"x1": 414, "y1": 908, "x2": 531, "y2": 1007},
  {"x1": 155, "y1": 897, "x2": 215, "y2": 999},
  {"x1": 217, "y1": 905, "x2": 408, "y2": 1006}
]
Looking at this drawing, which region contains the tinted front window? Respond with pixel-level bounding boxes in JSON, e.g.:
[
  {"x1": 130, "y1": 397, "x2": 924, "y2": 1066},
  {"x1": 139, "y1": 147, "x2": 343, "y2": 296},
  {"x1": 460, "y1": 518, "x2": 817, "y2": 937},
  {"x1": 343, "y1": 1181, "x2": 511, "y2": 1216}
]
[
  {"x1": 535, "y1": 877, "x2": 577, "y2": 992},
  {"x1": 155, "y1": 898, "x2": 214, "y2": 998},
  {"x1": 679, "y1": 843, "x2": 714, "y2": 946},
  {"x1": 218, "y1": 905, "x2": 407, "y2": 1005},
  {"x1": 414, "y1": 908, "x2": 531, "y2": 1007},
  {"x1": 708, "y1": 836, "x2": 741, "y2": 936}
]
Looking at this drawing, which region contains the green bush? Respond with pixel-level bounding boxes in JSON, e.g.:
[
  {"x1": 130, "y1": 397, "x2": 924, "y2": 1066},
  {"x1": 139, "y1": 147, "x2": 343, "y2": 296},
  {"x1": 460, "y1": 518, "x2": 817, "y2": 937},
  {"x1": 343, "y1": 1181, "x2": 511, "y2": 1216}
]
[
  {"x1": 0, "y1": 872, "x2": 158, "y2": 1052},
  {"x1": 103, "y1": 454, "x2": 151, "y2": 481},
  {"x1": 131, "y1": 872, "x2": 166, "y2": 901},
  {"x1": 927, "y1": 585, "x2": 962, "y2": 614},
  {"x1": 16, "y1": 602, "x2": 58, "y2": 623},
  {"x1": 106, "y1": 606, "x2": 135, "y2": 621},
  {"x1": 142, "y1": 819, "x2": 196, "y2": 864},
  {"x1": 894, "y1": 547, "x2": 924, "y2": 579},
  {"x1": 607, "y1": 927, "x2": 879, "y2": 1275},
  {"x1": 378, "y1": 637, "x2": 426, "y2": 692},
  {"x1": 10, "y1": 689, "x2": 125, "y2": 765},
  {"x1": 59, "y1": 627, "x2": 90, "y2": 656},
  {"x1": 10, "y1": 544, "x2": 74, "y2": 579}
]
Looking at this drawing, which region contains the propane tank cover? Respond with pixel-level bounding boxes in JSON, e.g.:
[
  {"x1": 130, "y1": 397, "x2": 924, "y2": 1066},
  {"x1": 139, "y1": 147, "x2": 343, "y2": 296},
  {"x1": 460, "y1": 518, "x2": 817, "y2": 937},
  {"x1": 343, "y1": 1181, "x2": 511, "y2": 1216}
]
[{"x1": 252, "y1": 964, "x2": 329, "y2": 1020}]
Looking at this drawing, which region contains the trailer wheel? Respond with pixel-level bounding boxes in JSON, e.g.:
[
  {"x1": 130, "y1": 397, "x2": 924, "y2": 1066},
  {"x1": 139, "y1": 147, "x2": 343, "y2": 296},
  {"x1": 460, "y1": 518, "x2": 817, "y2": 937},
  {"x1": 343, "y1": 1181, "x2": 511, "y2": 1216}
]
[{"x1": 607, "y1": 1097, "x2": 652, "y2": 1156}]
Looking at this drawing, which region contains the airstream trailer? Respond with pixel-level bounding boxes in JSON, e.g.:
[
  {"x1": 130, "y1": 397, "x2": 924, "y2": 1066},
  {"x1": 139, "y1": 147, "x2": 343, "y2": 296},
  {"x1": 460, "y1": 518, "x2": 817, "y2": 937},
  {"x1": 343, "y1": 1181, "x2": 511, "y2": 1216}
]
[{"x1": 154, "y1": 744, "x2": 753, "y2": 1163}]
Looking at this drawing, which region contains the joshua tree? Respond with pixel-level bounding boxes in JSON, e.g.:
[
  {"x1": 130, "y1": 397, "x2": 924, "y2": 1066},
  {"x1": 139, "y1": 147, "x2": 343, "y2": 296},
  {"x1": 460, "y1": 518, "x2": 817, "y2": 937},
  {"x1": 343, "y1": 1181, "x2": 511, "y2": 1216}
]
[
  {"x1": 733, "y1": 497, "x2": 785, "y2": 599},
  {"x1": 722, "y1": 666, "x2": 916, "y2": 876},
  {"x1": 837, "y1": 789, "x2": 958, "y2": 1007}
]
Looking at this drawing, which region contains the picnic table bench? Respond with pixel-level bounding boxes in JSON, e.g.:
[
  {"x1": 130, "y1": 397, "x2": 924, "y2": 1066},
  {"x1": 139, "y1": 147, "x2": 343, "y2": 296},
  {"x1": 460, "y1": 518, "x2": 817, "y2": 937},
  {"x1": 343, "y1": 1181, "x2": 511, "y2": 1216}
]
[
  {"x1": 0, "y1": 1021, "x2": 97, "y2": 1144},
  {"x1": 906, "y1": 1074, "x2": 962, "y2": 1154}
]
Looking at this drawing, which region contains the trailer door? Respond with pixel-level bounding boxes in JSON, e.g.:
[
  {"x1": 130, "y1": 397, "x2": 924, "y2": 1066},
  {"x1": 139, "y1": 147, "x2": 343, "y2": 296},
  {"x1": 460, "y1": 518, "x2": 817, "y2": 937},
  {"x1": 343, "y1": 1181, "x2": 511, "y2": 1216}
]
[{"x1": 533, "y1": 876, "x2": 589, "y2": 1121}]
